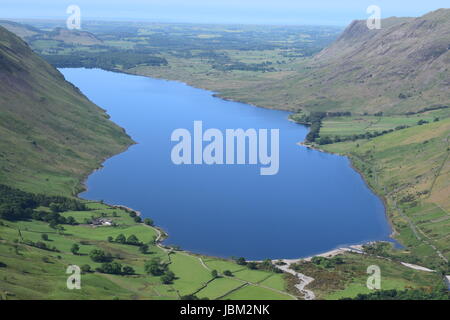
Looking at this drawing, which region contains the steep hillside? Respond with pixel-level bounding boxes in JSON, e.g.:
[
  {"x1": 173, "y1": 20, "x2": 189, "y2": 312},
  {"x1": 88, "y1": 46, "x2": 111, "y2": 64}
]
[
  {"x1": 0, "y1": 26, "x2": 132, "y2": 195},
  {"x1": 323, "y1": 117, "x2": 450, "y2": 268},
  {"x1": 219, "y1": 9, "x2": 450, "y2": 114},
  {"x1": 306, "y1": 9, "x2": 450, "y2": 114}
]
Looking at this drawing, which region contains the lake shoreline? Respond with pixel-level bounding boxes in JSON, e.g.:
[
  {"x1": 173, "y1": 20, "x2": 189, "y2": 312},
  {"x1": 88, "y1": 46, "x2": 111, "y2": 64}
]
[
  {"x1": 296, "y1": 141, "x2": 399, "y2": 242},
  {"x1": 71, "y1": 67, "x2": 395, "y2": 261}
]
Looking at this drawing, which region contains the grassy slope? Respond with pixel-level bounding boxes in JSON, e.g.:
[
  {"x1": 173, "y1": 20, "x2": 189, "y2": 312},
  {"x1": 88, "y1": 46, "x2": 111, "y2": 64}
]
[
  {"x1": 0, "y1": 203, "x2": 294, "y2": 300},
  {"x1": 322, "y1": 118, "x2": 450, "y2": 267},
  {"x1": 0, "y1": 26, "x2": 133, "y2": 196},
  {"x1": 320, "y1": 108, "x2": 450, "y2": 139}
]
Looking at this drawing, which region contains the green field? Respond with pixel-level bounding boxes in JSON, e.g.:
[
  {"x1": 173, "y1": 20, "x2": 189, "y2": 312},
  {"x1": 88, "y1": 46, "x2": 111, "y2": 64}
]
[
  {"x1": 320, "y1": 109, "x2": 449, "y2": 139},
  {"x1": 322, "y1": 118, "x2": 450, "y2": 268},
  {"x1": 0, "y1": 201, "x2": 298, "y2": 300}
]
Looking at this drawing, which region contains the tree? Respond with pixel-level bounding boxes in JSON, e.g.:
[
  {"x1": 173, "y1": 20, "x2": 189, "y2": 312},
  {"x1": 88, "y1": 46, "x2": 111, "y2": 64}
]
[
  {"x1": 223, "y1": 270, "x2": 233, "y2": 277},
  {"x1": 107, "y1": 236, "x2": 113, "y2": 242},
  {"x1": 41, "y1": 234, "x2": 49, "y2": 241},
  {"x1": 211, "y1": 270, "x2": 218, "y2": 278},
  {"x1": 97, "y1": 262, "x2": 122, "y2": 275},
  {"x1": 122, "y1": 266, "x2": 135, "y2": 275},
  {"x1": 318, "y1": 136, "x2": 333, "y2": 145},
  {"x1": 89, "y1": 249, "x2": 112, "y2": 263},
  {"x1": 247, "y1": 262, "x2": 258, "y2": 270},
  {"x1": 144, "y1": 218, "x2": 154, "y2": 226},
  {"x1": 126, "y1": 234, "x2": 140, "y2": 245},
  {"x1": 49, "y1": 220, "x2": 59, "y2": 229},
  {"x1": 49, "y1": 203, "x2": 62, "y2": 213},
  {"x1": 81, "y1": 264, "x2": 91, "y2": 273},
  {"x1": 417, "y1": 119, "x2": 429, "y2": 125},
  {"x1": 71, "y1": 244, "x2": 80, "y2": 255},
  {"x1": 145, "y1": 258, "x2": 166, "y2": 276},
  {"x1": 115, "y1": 234, "x2": 126, "y2": 244},
  {"x1": 66, "y1": 216, "x2": 77, "y2": 225},
  {"x1": 139, "y1": 244, "x2": 149, "y2": 254},
  {"x1": 161, "y1": 271, "x2": 176, "y2": 284},
  {"x1": 134, "y1": 216, "x2": 142, "y2": 223},
  {"x1": 236, "y1": 257, "x2": 247, "y2": 265}
]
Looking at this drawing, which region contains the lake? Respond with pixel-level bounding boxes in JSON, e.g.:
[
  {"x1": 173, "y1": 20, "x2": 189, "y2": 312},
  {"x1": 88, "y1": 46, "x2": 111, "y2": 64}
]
[{"x1": 62, "y1": 68, "x2": 392, "y2": 260}]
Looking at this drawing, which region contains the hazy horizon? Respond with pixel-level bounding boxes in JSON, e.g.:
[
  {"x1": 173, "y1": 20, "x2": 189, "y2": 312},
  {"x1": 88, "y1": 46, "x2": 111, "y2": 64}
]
[{"x1": 0, "y1": 0, "x2": 448, "y2": 26}]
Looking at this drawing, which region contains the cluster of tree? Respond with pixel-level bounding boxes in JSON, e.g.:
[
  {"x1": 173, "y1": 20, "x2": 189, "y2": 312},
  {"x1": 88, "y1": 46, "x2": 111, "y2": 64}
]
[
  {"x1": 417, "y1": 119, "x2": 429, "y2": 125},
  {"x1": 80, "y1": 264, "x2": 92, "y2": 274},
  {"x1": 304, "y1": 112, "x2": 327, "y2": 143},
  {"x1": 21, "y1": 240, "x2": 59, "y2": 253},
  {"x1": 86, "y1": 248, "x2": 134, "y2": 275},
  {"x1": 89, "y1": 249, "x2": 114, "y2": 263},
  {"x1": 326, "y1": 111, "x2": 352, "y2": 117},
  {"x1": 213, "y1": 61, "x2": 275, "y2": 72},
  {"x1": 405, "y1": 105, "x2": 449, "y2": 116},
  {"x1": 318, "y1": 129, "x2": 397, "y2": 145},
  {"x1": 311, "y1": 256, "x2": 344, "y2": 268},
  {"x1": 222, "y1": 270, "x2": 233, "y2": 277},
  {"x1": 399, "y1": 194, "x2": 416, "y2": 204},
  {"x1": 258, "y1": 259, "x2": 283, "y2": 273},
  {"x1": 362, "y1": 242, "x2": 393, "y2": 258},
  {"x1": 42, "y1": 51, "x2": 168, "y2": 70},
  {"x1": 233, "y1": 257, "x2": 282, "y2": 273},
  {"x1": 110, "y1": 233, "x2": 144, "y2": 247},
  {"x1": 343, "y1": 288, "x2": 449, "y2": 300},
  {"x1": 143, "y1": 218, "x2": 154, "y2": 226},
  {"x1": 71, "y1": 244, "x2": 80, "y2": 255},
  {"x1": 0, "y1": 184, "x2": 86, "y2": 221},
  {"x1": 126, "y1": 210, "x2": 143, "y2": 223},
  {"x1": 109, "y1": 234, "x2": 152, "y2": 254},
  {"x1": 31, "y1": 211, "x2": 78, "y2": 228},
  {"x1": 96, "y1": 261, "x2": 135, "y2": 275},
  {"x1": 290, "y1": 111, "x2": 335, "y2": 143},
  {"x1": 48, "y1": 200, "x2": 86, "y2": 213},
  {"x1": 144, "y1": 257, "x2": 176, "y2": 284}
]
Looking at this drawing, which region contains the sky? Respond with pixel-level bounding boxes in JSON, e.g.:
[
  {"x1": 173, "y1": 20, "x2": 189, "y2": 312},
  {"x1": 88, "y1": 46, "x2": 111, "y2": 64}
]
[{"x1": 0, "y1": 0, "x2": 448, "y2": 25}]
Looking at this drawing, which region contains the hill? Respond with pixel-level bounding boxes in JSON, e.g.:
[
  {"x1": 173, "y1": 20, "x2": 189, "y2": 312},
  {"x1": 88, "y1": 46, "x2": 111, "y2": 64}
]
[
  {"x1": 307, "y1": 9, "x2": 450, "y2": 114},
  {"x1": 0, "y1": 21, "x2": 102, "y2": 46},
  {"x1": 322, "y1": 116, "x2": 449, "y2": 268},
  {"x1": 0, "y1": 26, "x2": 132, "y2": 195},
  {"x1": 217, "y1": 9, "x2": 450, "y2": 114},
  {"x1": 0, "y1": 20, "x2": 42, "y2": 39},
  {"x1": 45, "y1": 27, "x2": 103, "y2": 46}
]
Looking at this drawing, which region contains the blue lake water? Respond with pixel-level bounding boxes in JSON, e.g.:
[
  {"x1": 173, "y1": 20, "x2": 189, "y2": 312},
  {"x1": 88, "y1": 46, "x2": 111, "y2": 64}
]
[{"x1": 62, "y1": 68, "x2": 392, "y2": 260}]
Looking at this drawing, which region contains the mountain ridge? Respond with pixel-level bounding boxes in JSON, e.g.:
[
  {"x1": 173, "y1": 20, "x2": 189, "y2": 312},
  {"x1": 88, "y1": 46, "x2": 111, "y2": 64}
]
[
  {"x1": 213, "y1": 9, "x2": 450, "y2": 115},
  {"x1": 303, "y1": 8, "x2": 450, "y2": 114}
]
